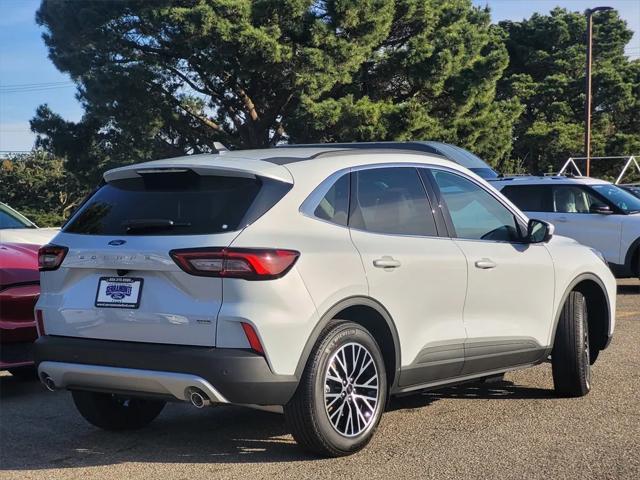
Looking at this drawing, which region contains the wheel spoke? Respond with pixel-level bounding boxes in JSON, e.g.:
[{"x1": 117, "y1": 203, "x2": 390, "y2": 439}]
[
  {"x1": 328, "y1": 364, "x2": 344, "y2": 382},
  {"x1": 355, "y1": 373, "x2": 378, "y2": 389},
  {"x1": 330, "y1": 400, "x2": 346, "y2": 424},
  {"x1": 351, "y1": 344, "x2": 361, "y2": 378},
  {"x1": 354, "y1": 357, "x2": 373, "y2": 383},
  {"x1": 357, "y1": 404, "x2": 369, "y2": 429},
  {"x1": 354, "y1": 393, "x2": 376, "y2": 412},
  {"x1": 334, "y1": 352, "x2": 348, "y2": 378}
]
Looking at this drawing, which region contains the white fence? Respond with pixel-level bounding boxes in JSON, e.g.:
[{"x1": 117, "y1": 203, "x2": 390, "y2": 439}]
[{"x1": 558, "y1": 156, "x2": 640, "y2": 184}]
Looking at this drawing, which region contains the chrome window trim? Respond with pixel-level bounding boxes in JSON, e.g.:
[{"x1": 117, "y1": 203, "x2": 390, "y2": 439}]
[
  {"x1": 299, "y1": 162, "x2": 529, "y2": 241},
  {"x1": 299, "y1": 162, "x2": 443, "y2": 236},
  {"x1": 299, "y1": 166, "x2": 352, "y2": 227},
  {"x1": 427, "y1": 166, "x2": 531, "y2": 244}
]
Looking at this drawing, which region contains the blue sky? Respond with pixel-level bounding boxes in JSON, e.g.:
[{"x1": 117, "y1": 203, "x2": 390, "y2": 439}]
[{"x1": 1, "y1": 0, "x2": 639, "y2": 151}]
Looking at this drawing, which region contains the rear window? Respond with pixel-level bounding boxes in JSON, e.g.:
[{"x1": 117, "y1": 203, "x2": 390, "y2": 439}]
[
  {"x1": 500, "y1": 185, "x2": 552, "y2": 212},
  {"x1": 63, "y1": 170, "x2": 290, "y2": 235}
]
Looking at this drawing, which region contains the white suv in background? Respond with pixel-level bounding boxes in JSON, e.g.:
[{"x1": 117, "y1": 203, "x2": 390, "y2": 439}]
[
  {"x1": 34, "y1": 147, "x2": 615, "y2": 457},
  {"x1": 495, "y1": 176, "x2": 640, "y2": 278}
]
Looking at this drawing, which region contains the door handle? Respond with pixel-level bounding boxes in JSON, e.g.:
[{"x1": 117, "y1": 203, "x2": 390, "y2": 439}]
[
  {"x1": 556, "y1": 216, "x2": 568, "y2": 223},
  {"x1": 373, "y1": 256, "x2": 401, "y2": 269},
  {"x1": 474, "y1": 258, "x2": 497, "y2": 269}
]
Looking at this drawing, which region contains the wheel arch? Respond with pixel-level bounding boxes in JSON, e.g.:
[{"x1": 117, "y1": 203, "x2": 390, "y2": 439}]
[
  {"x1": 623, "y1": 237, "x2": 640, "y2": 277},
  {"x1": 548, "y1": 273, "x2": 611, "y2": 358},
  {"x1": 295, "y1": 296, "x2": 401, "y2": 390}
]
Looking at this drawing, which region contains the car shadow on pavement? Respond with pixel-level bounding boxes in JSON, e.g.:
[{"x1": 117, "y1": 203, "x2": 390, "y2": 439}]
[
  {"x1": 0, "y1": 376, "x2": 554, "y2": 471},
  {"x1": 389, "y1": 380, "x2": 555, "y2": 411},
  {"x1": 617, "y1": 283, "x2": 640, "y2": 295},
  {"x1": 0, "y1": 375, "x2": 316, "y2": 470}
]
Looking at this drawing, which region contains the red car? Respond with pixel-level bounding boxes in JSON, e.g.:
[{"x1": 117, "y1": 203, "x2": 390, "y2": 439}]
[{"x1": 0, "y1": 243, "x2": 41, "y2": 376}]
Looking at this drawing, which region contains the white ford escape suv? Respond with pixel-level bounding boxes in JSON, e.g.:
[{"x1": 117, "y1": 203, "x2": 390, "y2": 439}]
[{"x1": 34, "y1": 147, "x2": 616, "y2": 457}]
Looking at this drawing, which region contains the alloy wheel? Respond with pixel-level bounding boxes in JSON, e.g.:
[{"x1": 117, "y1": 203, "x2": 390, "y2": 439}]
[{"x1": 323, "y1": 342, "x2": 380, "y2": 437}]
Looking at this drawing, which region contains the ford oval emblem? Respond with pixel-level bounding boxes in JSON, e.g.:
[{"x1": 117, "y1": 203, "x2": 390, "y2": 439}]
[{"x1": 108, "y1": 240, "x2": 126, "y2": 246}]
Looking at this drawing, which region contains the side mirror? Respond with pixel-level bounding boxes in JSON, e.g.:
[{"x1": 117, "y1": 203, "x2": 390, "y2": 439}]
[
  {"x1": 527, "y1": 219, "x2": 554, "y2": 243},
  {"x1": 589, "y1": 203, "x2": 613, "y2": 215}
]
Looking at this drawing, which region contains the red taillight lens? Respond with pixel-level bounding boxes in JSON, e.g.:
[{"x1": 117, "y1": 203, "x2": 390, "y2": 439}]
[
  {"x1": 38, "y1": 245, "x2": 68, "y2": 271},
  {"x1": 241, "y1": 322, "x2": 265, "y2": 355},
  {"x1": 169, "y1": 248, "x2": 299, "y2": 280},
  {"x1": 35, "y1": 309, "x2": 45, "y2": 336}
]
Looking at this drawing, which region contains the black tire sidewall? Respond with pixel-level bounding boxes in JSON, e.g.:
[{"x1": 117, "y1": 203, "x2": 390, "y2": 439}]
[
  {"x1": 552, "y1": 291, "x2": 591, "y2": 396},
  {"x1": 311, "y1": 322, "x2": 387, "y2": 454}
]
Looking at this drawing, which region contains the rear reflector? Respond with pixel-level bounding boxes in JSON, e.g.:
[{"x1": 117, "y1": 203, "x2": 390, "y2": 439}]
[
  {"x1": 38, "y1": 245, "x2": 68, "y2": 271},
  {"x1": 170, "y1": 248, "x2": 299, "y2": 280},
  {"x1": 241, "y1": 322, "x2": 265, "y2": 355},
  {"x1": 35, "y1": 309, "x2": 45, "y2": 336}
]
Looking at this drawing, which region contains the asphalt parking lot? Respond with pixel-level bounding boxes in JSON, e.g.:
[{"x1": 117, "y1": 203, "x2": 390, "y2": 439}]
[{"x1": 1, "y1": 281, "x2": 639, "y2": 480}]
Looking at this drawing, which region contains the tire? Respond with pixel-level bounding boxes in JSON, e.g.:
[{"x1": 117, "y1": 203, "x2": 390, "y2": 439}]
[
  {"x1": 284, "y1": 320, "x2": 387, "y2": 457},
  {"x1": 8, "y1": 366, "x2": 38, "y2": 380},
  {"x1": 552, "y1": 291, "x2": 591, "y2": 397},
  {"x1": 72, "y1": 390, "x2": 165, "y2": 431}
]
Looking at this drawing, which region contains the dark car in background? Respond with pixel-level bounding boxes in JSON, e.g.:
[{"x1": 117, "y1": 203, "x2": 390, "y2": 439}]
[
  {"x1": 0, "y1": 243, "x2": 41, "y2": 376},
  {"x1": 619, "y1": 184, "x2": 640, "y2": 199}
]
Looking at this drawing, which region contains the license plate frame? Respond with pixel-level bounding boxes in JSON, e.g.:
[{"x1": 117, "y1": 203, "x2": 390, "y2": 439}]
[{"x1": 95, "y1": 277, "x2": 144, "y2": 309}]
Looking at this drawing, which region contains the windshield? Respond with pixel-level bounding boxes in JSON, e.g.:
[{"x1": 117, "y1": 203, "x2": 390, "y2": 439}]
[
  {"x1": 591, "y1": 184, "x2": 640, "y2": 214},
  {"x1": 0, "y1": 204, "x2": 36, "y2": 229}
]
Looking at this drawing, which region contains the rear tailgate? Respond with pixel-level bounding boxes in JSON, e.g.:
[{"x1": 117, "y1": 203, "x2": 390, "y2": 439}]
[
  {"x1": 37, "y1": 166, "x2": 292, "y2": 347},
  {"x1": 38, "y1": 233, "x2": 238, "y2": 347}
]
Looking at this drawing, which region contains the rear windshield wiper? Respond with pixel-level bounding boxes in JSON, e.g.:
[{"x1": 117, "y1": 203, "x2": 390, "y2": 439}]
[{"x1": 122, "y1": 219, "x2": 192, "y2": 233}]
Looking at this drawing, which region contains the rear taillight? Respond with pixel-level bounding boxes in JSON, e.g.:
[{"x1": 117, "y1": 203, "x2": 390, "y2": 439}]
[
  {"x1": 35, "y1": 309, "x2": 45, "y2": 336},
  {"x1": 170, "y1": 248, "x2": 299, "y2": 280},
  {"x1": 38, "y1": 245, "x2": 68, "y2": 271}
]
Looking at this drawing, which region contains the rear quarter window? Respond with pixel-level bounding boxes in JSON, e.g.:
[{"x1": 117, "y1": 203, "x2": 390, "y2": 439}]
[
  {"x1": 64, "y1": 170, "x2": 290, "y2": 235},
  {"x1": 313, "y1": 173, "x2": 350, "y2": 226}
]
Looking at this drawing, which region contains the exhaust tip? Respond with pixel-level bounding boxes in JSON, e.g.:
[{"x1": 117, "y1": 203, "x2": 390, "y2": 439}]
[
  {"x1": 188, "y1": 389, "x2": 210, "y2": 408},
  {"x1": 41, "y1": 374, "x2": 56, "y2": 392}
]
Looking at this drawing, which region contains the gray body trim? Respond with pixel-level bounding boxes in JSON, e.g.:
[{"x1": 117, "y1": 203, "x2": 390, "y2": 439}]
[
  {"x1": 394, "y1": 362, "x2": 543, "y2": 396},
  {"x1": 621, "y1": 237, "x2": 640, "y2": 278},
  {"x1": 399, "y1": 343, "x2": 465, "y2": 386},
  {"x1": 544, "y1": 272, "x2": 612, "y2": 357},
  {"x1": 462, "y1": 338, "x2": 545, "y2": 375},
  {"x1": 399, "y1": 338, "x2": 545, "y2": 388}
]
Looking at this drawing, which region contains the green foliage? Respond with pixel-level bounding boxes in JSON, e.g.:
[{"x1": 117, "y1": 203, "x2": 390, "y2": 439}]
[
  {"x1": 497, "y1": 8, "x2": 640, "y2": 175},
  {"x1": 0, "y1": 152, "x2": 87, "y2": 227},
  {"x1": 32, "y1": 0, "x2": 519, "y2": 181},
  {"x1": 287, "y1": 0, "x2": 522, "y2": 168}
]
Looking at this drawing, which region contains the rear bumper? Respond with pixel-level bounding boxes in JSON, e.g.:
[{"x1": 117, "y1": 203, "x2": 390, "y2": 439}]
[{"x1": 34, "y1": 336, "x2": 298, "y2": 405}]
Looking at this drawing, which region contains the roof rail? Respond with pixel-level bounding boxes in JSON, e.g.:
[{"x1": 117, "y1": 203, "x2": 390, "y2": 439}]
[{"x1": 212, "y1": 142, "x2": 229, "y2": 153}]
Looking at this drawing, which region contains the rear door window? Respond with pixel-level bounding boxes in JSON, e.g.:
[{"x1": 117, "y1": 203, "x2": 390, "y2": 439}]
[
  {"x1": 349, "y1": 167, "x2": 437, "y2": 236},
  {"x1": 500, "y1": 185, "x2": 552, "y2": 212},
  {"x1": 63, "y1": 170, "x2": 290, "y2": 235}
]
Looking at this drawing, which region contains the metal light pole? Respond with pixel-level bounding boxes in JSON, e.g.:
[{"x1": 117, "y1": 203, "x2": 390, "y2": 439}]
[{"x1": 584, "y1": 6, "x2": 612, "y2": 177}]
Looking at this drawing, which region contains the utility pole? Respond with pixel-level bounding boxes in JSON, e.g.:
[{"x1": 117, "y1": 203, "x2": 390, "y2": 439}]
[{"x1": 584, "y1": 6, "x2": 613, "y2": 177}]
